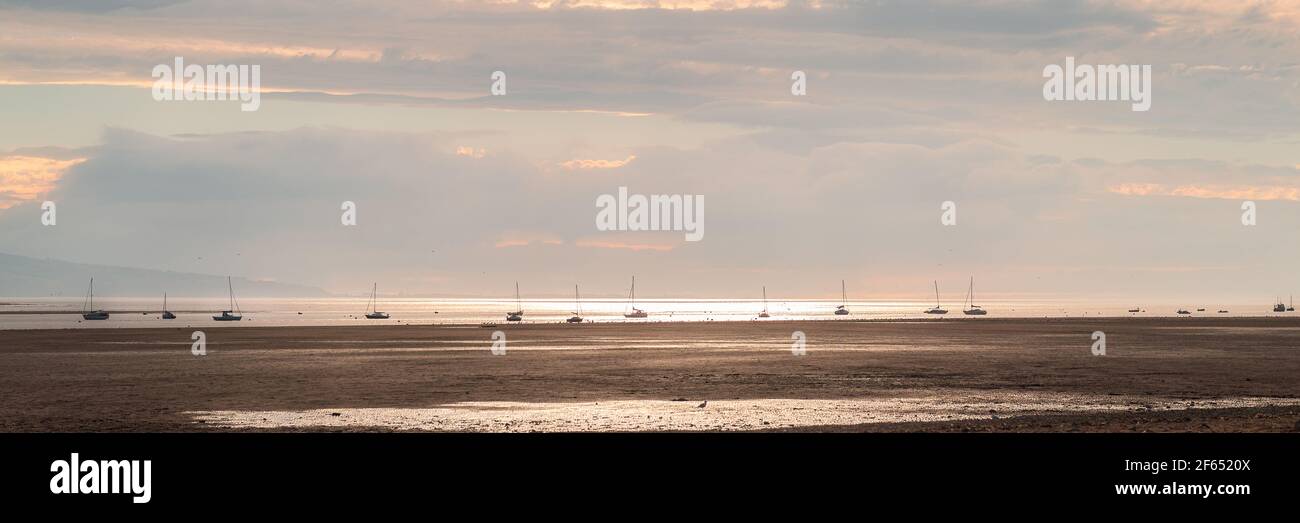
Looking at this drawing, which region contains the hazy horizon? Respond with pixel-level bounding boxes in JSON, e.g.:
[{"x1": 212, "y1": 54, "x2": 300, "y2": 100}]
[{"x1": 2, "y1": 1, "x2": 1298, "y2": 302}]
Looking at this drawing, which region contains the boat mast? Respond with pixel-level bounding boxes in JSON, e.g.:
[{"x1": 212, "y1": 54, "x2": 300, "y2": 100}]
[
  {"x1": 762, "y1": 286, "x2": 768, "y2": 312},
  {"x1": 574, "y1": 285, "x2": 582, "y2": 315},
  {"x1": 934, "y1": 280, "x2": 941, "y2": 307},
  {"x1": 227, "y1": 276, "x2": 240, "y2": 314},
  {"x1": 515, "y1": 281, "x2": 522, "y2": 312},
  {"x1": 841, "y1": 280, "x2": 846, "y2": 306}
]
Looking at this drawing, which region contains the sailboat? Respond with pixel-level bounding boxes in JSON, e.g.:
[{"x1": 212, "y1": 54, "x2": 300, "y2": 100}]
[
  {"x1": 81, "y1": 278, "x2": 109, "y2": 320},
  {"x1": 1289, "y1": 295, "x2": 1295, "y2": 312},
  {"x1": 624, "y1": 276, "x2": 648, "y2": 318},
  {"x1": 506, "y1": 282, "x2": 523, "y2": 321},
  {"x1": 924, "y1": 280, "x2": 948, "y2": 314},
  {"x1": 1176, "y1": 308, "x2": 1191, "y2": 315},
  {"x1": 161, "y1": 293, "x2": 176, "y2": 319},
  {"x1": 1127, "y1": 307, "x2": 1141, "y2": 313},
  {"x1": 834, "y1": 280, "x2": 850, "y2": 315},
  {"x1": 962, "y1": 277, "x2": 987, "y2": 315},
  {"x1": 364, "y1": 283, "x2": 390, "y2": 319},
  {"x1": 1273, "y1": 297, "x2": 1287, "y2": 312},
  {"x1": 758, "y1": 286, "x2": 771, "y2": 318},
  {"x1": 212, "y1": 276, "x2": 242, "y2": 321},
  {"x1": 566, "y1": 285, "x2": 584, "y2": 323}
]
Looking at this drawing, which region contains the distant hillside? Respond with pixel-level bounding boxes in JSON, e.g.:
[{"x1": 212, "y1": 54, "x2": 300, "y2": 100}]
[{"x1": 0, "y1": 252, "x2": 330, "y2": 298}]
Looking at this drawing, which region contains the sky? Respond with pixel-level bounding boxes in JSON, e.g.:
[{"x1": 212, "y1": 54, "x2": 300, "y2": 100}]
[{"x1": 1, "y1": 0, "x2": 1298, "y2": 301}]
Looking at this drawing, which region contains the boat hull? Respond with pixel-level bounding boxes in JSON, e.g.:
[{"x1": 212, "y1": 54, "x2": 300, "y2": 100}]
[{"x1": 82, "y1": 312, "x2": 110, "y2": 320}]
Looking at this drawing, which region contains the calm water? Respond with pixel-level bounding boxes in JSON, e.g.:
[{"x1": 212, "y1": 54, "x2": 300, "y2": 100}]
[{"x1": 0, "y1": 297, "x2": 1282, "y2": 330}]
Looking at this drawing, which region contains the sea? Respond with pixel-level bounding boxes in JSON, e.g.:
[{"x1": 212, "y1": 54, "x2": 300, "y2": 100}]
[{"x1": 0, "y1": 297, "x2": 1283, "y2": 330}]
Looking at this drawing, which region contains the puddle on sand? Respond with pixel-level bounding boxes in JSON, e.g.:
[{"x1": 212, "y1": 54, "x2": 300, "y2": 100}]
[{"x1": 189, "y1": 392, "x2": 1300, "y2": 432}]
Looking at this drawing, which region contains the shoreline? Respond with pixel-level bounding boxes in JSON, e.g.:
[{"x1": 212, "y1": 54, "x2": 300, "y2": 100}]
[{"x1": 6, "y1": 314, "x2": 1300, "y2": 332}]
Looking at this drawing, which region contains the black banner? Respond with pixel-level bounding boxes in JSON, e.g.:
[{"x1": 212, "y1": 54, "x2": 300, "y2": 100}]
[{"x1": 0, "y1": 433, "x2": 1292, "y2": 511}]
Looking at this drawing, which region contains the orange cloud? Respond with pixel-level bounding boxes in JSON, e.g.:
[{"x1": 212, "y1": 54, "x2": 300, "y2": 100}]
[
  {"x1": 456, "y1": 146, "x2": 487, "y2": 159},
  {"x1": 531, "y1": 1, "x2": 788, "y2": 10},
  {"x1": 0, "y1": 156, "x2": 85, "y2": 209},
  {"x1": 575, "y1": 239, "x2": 675, "y2": 251},
  {"x1": 494, "y1": 233, "x2": 564, "y2": 248},
  {"x1": 559, "y1": 155, "x2": 636, "y2": 170},
  {"x1": 1108, "y1": 183, "x2": 1300, "y2": 201}
]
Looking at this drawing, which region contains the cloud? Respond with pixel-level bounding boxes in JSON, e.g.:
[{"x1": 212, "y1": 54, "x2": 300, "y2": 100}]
[
  {"x1": 560, "y1": 155, "x2": 636, "y2": 170},
  {"x1": 1, "y1": 0, "x2": 1294, "y2": 139},
  {"x1": 0, "y1": 125, "x2": 1297, "y2": 300},
  {"x1": 2, "y1": 1, "x2": 1300, "y2": 301},
  {"x1": 1108, "y1": 183, "x2": 1300, "y2": 201},
  {"x1": 456, "y1": 146, "x2": 487, "y2": 158},
  {"x1": 0, "y1": 155, "x2": 85, "y2": 208}
]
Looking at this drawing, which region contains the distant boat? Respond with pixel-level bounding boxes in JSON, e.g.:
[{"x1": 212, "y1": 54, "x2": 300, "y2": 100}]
[
  {"x1": 364, "y1": 283, "x2": 389, "y2": 319},
  {"x1": 924, "y1": 280, "x2": 948, "y2": 315},
  {"x1": 1273, "y1": 297, "x2": 1287, "y2": 312},
  {"x1": 81, "y1": 277, "x2": 109, "y2": 320},
  {"x1": 1289, "y1": 295, "x2": 1295, "y2": 312},
  {"x1": 1196, "y1": 308, "x2": 1206, "y2": 312},
  {"x1": 624, "y1": 276, "x2": 648, "y2": 318},
  {"x1": 962, "y1": 277, "x2": 987, "y2": 315},
  {"x1": 161, "y1": 293, "x2": 176, "y2": 319},
  {"x1": 758, "y1": 286, "x2": 771, "y2": 318},
  {"x1": 1217, "y1": 310, "x2": 1229, "y2": 314},
  {"x1": 567, "y1": 285, "x2": 584, "y2": 323},
  {"x1": 212, "y1": 276, "x2": 242, "y2": 321},
  {"x1": 834, "y1": 280, "x2": 850, "y2": 315},
  {"x1": 1127, "y1": 307, "x2": 1141, "y2": 313},
  {"x1": 1176, "y1": 308, "x2": 1191, "y2": 315},
  {"x1": 506, "y1": 282, "x2": 523, "y2": 322}
]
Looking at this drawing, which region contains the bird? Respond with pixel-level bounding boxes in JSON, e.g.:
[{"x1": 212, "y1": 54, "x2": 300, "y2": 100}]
[{"x1": 696, "y1": 401, "x2": 708, "y2": 409}]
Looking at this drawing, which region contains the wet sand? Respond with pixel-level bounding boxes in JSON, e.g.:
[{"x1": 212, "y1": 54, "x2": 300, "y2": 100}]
[{"x1": 1, "y1": 318, "x2": 1298, "y2": 432}]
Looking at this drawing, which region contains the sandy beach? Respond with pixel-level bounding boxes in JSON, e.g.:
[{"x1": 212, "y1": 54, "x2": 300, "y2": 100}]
[{"x1": 2, "y1": 317, "x2": 1298, "y2": 432}]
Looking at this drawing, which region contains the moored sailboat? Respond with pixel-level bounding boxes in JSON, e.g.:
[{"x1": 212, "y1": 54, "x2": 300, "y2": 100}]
[
  {"x1": 962, "y1": 277, "x2": 987, "y2": 315},
  {"x1": 624, "y1": 276, "x2": 648, "y2": 318},
  {"x1": 506, "y1": 282, "x2": 523, "y2": 321},
  {"x1": 364, "y1": 283, "x2": 390, "y2": 319},
  {"x1": 759, "y1": 286, "x2": 771, "y2": 318},
  {"x1": 567, "y1": 285, "x2": 584, "y2": 323},
  {"x1": 213, "y1": 276, "x2": 243, "y2": 321},
  {"x1": 81, "y1": 278, "x2": 109, "y2": 320},
  {"x1": 161, "y1": 293, "x2": 176, "y2": 319},
  {"x1": 834, "y1": 280, "x2": 850, "y2": 315},
  {"x1": 924, "y1": 280, "x2": 948, "y2": 315}
]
